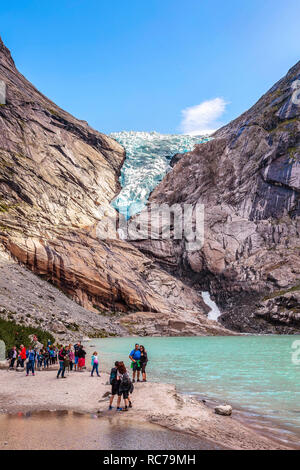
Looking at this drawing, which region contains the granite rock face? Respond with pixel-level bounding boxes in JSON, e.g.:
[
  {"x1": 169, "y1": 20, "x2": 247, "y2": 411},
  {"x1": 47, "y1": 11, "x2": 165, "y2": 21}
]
[
  {"x1": 0, "y1": 245, "x2": 127, "y2": 342},
  {"x1": 133, "y1": 61, "x2": 300, "y2": 333},
  {"x1": 0, "y1": 37, "x2": 230, "y2": 336}
]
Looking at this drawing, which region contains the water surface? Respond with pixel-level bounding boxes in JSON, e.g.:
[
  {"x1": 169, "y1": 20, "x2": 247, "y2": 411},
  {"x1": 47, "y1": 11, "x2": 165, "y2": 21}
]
[
  {"x1": 0, "y1": 410, "x2": 220, "y2": 450},
  {"x1": 89, "y1": 335, "x2": 300, "y2": 445}
]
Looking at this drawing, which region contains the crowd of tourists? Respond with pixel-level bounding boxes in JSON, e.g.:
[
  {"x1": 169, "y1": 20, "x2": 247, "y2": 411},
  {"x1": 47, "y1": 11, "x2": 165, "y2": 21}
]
[
  {"x1": 6, "y1": 340, "x2": 148, "y2": 411},
  {"x1": 7, "y1": 341, "x2": 87, "y2": 377}
]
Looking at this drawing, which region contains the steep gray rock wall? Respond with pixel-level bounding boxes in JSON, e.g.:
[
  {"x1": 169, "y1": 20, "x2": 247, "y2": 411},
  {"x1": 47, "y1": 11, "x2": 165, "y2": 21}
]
[{"x1": 133, "y1": 61, "x2": 300, "y2": 333}]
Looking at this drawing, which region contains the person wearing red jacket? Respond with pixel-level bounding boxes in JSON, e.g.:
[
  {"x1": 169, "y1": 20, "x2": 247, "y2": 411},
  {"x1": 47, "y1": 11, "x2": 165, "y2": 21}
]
[{"x1": 19, "y1": 344, "x2": 27, "y2": 368}]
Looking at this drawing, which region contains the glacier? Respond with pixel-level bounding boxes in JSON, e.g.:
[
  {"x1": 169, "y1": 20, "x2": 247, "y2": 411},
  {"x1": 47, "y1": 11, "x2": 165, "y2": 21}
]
[{"x1": 110, "y1": 131, "x2": 210, "y2": 218}]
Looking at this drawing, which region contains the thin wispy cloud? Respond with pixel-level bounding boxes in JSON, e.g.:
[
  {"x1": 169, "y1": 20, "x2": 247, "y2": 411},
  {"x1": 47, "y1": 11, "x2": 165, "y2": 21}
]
[{"x1": 180, "y1": 97, "x2": 228, "y2": 135}]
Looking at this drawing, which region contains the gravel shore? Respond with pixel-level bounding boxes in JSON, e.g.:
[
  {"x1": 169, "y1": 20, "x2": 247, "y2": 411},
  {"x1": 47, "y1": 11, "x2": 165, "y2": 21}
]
[{"x1": 0, "y1": 368, "x2": 290, "y2": 450}]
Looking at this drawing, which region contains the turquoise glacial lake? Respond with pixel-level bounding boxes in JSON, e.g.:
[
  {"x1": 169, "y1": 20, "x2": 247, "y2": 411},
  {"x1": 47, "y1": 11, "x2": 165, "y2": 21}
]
[{"x1": 90, "y1": 335, "x2": 300, "y2": 445}]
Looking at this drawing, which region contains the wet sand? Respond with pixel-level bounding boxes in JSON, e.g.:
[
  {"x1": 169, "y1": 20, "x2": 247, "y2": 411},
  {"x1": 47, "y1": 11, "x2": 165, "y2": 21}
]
[
  {"x1": 0, "y1": 410, "x2": 221, "y2": 450},
  {"x1": 0, "y1": 368, "x2": 291, "y2": 450}
]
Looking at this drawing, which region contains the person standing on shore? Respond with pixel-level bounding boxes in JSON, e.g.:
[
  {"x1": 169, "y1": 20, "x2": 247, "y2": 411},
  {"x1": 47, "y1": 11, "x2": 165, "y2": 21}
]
[
  {"x1": 18, "y1": 344, "x2": 26, "y2": 369},
  {"x1": 16, "y1": 348, "x2": 23, "y2": 369},
  {"x1": 57, "y1": 346, "x2": 67, "y2": 379},
  {"x1": 37, "y1": 349, "x2": 43, "y2": 370},
  {"x1": 139, "y1": 345, "x2": 148, "y2": 382},
  {"x1": 91, "y1": 351, "x2": 100, "y2": 377},
  {"x1": 77, "y1": 345, "x2": 86, "y2": 371},
  {"x1": 69, "y1": 347, "x2": 75, "y2": 371},
  {"x1": 49, "y1": 347, "x2": 55, "y2": 365},
  {"x1": 43, "y1": 347, "x2": 50, "y2": 369},
  {"x1": 109, "y1": 361, "x2": 119, "y2": 410},
  {"x1": 64, "y1": 345, "x2": 70, "y2": 374},
  {"x1": 73, "y1": 342, "x2": 81, "y2": 371},
  {"x1": 129, "y1": 343, "x2": 141, "y2": 383},
  {"x1": 116, "y1": 362, "x2": 132, "y2": 412},
  {"x1": 7, "y1": 346, "x2": 17, "y2": 370},
  {"x1": 26, "y1": 347, "x2": 36, "y2": 376}
]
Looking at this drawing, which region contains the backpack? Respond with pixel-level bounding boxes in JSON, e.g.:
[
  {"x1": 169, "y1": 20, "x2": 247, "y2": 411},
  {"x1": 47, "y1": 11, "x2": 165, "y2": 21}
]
[
  {"x1": 110, "y1": 367, "x2": 117, "y2": 385},
  {"x1": 58, "y1": 349, "x2": 65, "y2": 361},
  {"x1": 121, "y1": 372, "x2": 131, "y2": 388}
]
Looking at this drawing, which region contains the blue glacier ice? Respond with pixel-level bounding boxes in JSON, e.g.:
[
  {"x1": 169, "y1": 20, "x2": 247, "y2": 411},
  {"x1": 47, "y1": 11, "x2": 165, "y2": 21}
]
[{"x1": 110, "y1": 131, "x2": 210, "y2": 218}]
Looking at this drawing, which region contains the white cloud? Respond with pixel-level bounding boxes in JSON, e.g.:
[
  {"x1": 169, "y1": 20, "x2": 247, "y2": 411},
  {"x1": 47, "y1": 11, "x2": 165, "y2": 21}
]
[{"x1": 180, "y1": 97, "x2": 227, "y2": 136}]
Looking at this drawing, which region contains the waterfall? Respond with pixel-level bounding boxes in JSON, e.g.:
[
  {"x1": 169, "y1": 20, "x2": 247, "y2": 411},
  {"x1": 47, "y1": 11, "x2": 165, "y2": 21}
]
[{"x1": 202, "y1": 291, "x2": 221, "y2": 321}]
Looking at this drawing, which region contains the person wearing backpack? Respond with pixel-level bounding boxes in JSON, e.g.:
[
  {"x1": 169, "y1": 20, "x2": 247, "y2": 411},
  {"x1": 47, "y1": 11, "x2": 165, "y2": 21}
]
[
  {"x1": 108, "y1": 361, "x2": 119, "y2": 410},
  {"x1": 116, "y1": 362, "x2": 132, "y2": 412},
  {"x1": 57, "y1": 347, "x2": 67, "y2": 379}
]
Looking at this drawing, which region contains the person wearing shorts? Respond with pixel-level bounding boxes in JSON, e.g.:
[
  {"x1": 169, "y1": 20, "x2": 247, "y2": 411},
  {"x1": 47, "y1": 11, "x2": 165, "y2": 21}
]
[
  {"x1": 108, "y1": 361, "x2": 120, "y2": 410},
  {"x1": 129, "y1": 343, "x2": 141, "y2": 383},
  {"x1": 116, "y1": 362, "x2": 132, "y2": 412}
]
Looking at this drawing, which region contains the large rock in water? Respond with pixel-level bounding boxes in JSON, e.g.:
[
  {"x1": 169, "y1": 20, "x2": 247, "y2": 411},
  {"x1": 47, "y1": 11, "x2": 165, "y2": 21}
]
[
  {"x1": 0, "y1": 37, "x2": 231, "y2": 337},
  {"x1": 133, "y1": 61, "x2": 300, "y2": 333}
]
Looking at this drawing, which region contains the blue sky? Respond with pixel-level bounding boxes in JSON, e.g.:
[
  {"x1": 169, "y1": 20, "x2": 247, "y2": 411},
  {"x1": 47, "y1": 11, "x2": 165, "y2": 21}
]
[{"x1": 1, "y1": 0, "x2": 299, "y2": 134}]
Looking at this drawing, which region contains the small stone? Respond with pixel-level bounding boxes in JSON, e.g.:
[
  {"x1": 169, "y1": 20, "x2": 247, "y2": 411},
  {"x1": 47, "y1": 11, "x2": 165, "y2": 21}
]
[{"x1": 214, "y1": 404, "x2": 232, "y2": 416}]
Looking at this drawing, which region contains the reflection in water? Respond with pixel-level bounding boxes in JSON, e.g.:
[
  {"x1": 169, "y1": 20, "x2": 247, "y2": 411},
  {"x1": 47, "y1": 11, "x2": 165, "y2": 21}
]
[{"x1": 0, "y1": 410, "x2": 221, "y2": 450}]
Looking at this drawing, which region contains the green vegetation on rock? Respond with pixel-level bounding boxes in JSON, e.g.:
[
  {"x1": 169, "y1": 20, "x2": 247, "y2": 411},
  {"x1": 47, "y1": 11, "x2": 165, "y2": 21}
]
[{"x1": 0, "y1": 317, "x2": 55, "y2": 353}]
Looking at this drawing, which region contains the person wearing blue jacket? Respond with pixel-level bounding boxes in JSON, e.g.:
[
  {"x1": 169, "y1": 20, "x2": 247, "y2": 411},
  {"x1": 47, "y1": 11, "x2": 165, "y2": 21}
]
[
  {"x1": 129, "y1": 343, "x2": 141, "y2": 383},
  {"x1": 26, "y1": 347, "x2": 36, "y2": 376}
]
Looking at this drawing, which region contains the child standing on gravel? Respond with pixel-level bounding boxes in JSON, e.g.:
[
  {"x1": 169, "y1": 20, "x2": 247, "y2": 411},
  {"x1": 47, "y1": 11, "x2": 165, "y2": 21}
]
[{"x1": 91, "y1": 351, "x2": 100, "y2": 377}]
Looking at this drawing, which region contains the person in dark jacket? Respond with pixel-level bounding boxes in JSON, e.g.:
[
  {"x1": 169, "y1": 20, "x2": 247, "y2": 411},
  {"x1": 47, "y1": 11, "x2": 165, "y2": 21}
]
[
  {"x1": 57, "y1": 347, "x2": 67, "y2": 379},
  {"x1": 8, "y1": 346, "x2": 17, "y2": 370},
  {"x1": 73, "y1": 342, "x2": 81, "y2": 371},
  {"x1": 77, "y1": 345, "x2": 86, "y2": 371},
  {"x1": 109, "y1": 361, "x2": 119, "y2": 410},
  {"x1": 139, "y1": 345, "x2": 148, "y2": 382},
  {"x1": 116, "y1": 362, "x2": 132, "y2": 412}
]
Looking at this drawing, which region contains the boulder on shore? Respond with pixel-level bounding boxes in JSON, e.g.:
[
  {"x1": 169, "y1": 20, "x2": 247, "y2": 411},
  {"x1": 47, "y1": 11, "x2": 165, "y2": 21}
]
[{"x1": 215, "y1": 404, "x2": 232, "y2": 416}]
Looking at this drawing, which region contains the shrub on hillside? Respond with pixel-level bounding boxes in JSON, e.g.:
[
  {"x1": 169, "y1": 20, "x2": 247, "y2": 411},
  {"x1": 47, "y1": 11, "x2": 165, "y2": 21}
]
[{"x1": 0, "y1": 318, "x2": 55, "y2": 354}]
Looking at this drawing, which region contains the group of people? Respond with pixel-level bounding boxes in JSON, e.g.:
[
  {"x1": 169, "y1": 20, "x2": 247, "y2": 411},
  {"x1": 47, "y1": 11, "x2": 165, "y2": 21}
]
[
  {"x1": 7, "y1": 340, "x2": 149, "y2": 412},
  {"x1": 108, "y1": 343, "x2": 148, "y2": 412},
  {"x1": 56, "y1": 342, "x2": 87, "y2": 379},
  {"x1": 7, "y1": 341, "x2": 87, "y2": 377},
  {"x1": 7, "y1": 344, "x2": 58, "y2": 375}
]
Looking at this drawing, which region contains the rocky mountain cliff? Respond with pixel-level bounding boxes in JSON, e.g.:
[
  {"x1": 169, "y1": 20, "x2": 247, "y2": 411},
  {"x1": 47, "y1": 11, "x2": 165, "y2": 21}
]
[
  {"x1": 133, "y1": 61, "x2": 300, "y2": 333},
  {"x1": 0, "y1": 37, "x2": 231, "y2": 338}
]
